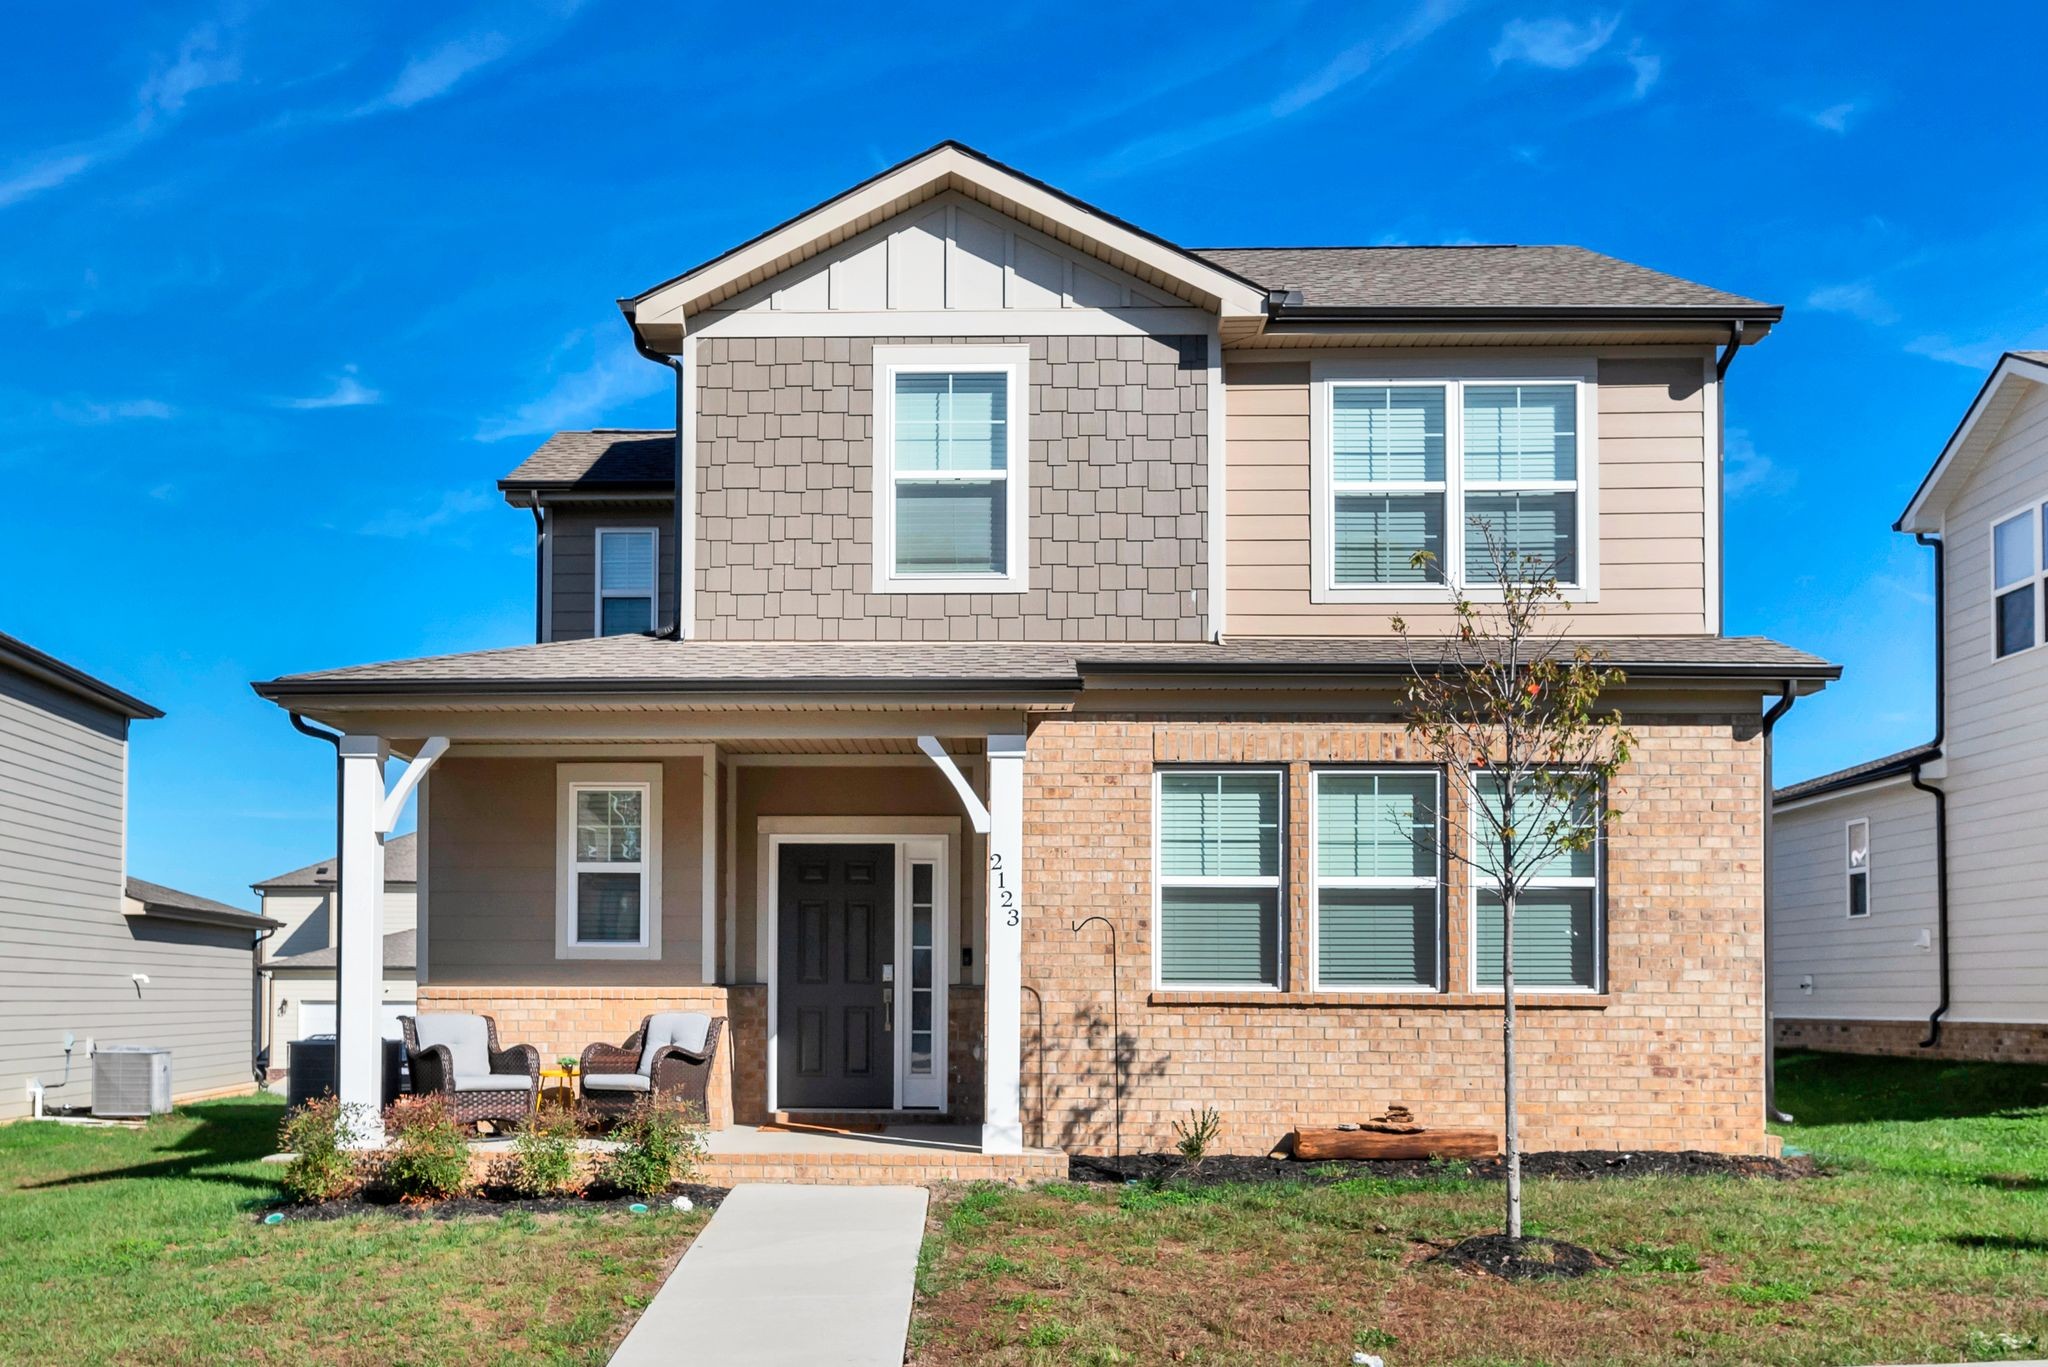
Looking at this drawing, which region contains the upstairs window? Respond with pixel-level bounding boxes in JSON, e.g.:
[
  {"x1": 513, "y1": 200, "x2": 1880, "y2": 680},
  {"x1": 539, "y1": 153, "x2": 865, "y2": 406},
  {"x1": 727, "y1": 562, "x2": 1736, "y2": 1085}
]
[
  {"x1": 873, "y1": 347, "x2": 1029, "y2": 594},
  {"x1": 1845, "y1": 818, "x2": 1870, "y2": 918},
  {"x1": 596, "y1": 528, "x2": 658, "y2": 636},
  {"x1": 1155, "y1": 770, "x2": 1283, "y2": 988},
  {"x1": 1992, "y1": 505, "x2": 2044, "y2": 658}
]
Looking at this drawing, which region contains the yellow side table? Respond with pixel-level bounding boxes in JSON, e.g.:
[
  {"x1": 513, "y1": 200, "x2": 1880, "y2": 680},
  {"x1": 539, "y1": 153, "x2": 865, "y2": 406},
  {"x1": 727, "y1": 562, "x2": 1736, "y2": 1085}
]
[{"x1": 539, "y1": 1064, "x2": 579, "y2": 1113}]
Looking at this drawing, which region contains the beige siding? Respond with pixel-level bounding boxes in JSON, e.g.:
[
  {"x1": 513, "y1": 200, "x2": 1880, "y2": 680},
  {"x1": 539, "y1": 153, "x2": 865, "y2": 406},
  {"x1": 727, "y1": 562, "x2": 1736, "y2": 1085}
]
[
  {"x1": 424, "y1": 755, "x2": 705, "y2": 986},
  {"x1": 548, "y1": 504, "x2": 677, "y2": 642},
  {"x1": 1222, "y1": 352, "x2": 1715, "y2": 636},
  {"x1": 1771, "y1": 783, "x2": 1939, "y2": 1019},
  {"x1": 1929, "y1": 378, "x2": 2048, "y2": 1023},
  {"x1": 260, "y1": 889, "x2": 331, "y2": 958}
]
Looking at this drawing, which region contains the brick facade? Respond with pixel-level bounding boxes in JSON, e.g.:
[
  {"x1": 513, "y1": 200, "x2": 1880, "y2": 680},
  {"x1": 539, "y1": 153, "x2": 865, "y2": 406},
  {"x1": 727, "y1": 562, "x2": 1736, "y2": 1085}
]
[
  {"x1": 694, "y1": 334, "x2": 1209, "y2": 641},
  {"x1": 1777, "y1": 1017, "x2": 2048, "y2": 1064}
]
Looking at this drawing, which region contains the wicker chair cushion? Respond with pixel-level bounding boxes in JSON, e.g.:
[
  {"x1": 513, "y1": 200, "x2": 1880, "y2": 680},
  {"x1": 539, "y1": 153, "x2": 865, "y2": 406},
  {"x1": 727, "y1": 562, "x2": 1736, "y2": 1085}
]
[
  {"x1": 413, "y1": 1014, "x2": 491, "y2": 1076},
  {"x1": 583, "y1": 1072, "x2": 652, "y2": 1092},
  {"x1": 452, "y1": 1073, "x2": 533, "y2": 1092},
  {"x1": 637, "y1": 1012, "x2": 713, "y2": 1075}
]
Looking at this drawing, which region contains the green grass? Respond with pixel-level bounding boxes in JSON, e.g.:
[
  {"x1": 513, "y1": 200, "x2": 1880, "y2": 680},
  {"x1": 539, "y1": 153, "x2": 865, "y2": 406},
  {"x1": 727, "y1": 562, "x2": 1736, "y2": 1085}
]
[
  {"x1": 0, "y1": 1095, "x2": 706, "y2": 1365},
  {"x1": 912, "y1": 1051, "x2": 2048, "y2": 1366}
]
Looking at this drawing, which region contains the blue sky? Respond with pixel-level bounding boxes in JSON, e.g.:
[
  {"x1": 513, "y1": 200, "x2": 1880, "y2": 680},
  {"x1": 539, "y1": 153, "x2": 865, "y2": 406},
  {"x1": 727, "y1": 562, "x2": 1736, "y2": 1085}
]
[{"x1": 5, "y1": 1, "x2": 2044, "y2": 907}]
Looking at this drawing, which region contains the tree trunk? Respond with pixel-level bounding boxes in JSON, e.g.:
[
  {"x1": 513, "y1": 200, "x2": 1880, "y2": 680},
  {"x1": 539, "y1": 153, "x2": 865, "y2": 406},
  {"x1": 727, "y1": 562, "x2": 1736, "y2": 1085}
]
[{"x1": 1503, "y1": 885, "x2": 1522, "y2": 1239}]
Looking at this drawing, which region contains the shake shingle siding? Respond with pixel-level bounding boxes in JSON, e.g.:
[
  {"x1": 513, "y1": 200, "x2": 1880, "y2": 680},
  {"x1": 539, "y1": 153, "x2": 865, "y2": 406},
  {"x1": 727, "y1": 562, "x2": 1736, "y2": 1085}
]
[{"x1": 694, "y1": 335, "x2": 1210, "y2": 641}]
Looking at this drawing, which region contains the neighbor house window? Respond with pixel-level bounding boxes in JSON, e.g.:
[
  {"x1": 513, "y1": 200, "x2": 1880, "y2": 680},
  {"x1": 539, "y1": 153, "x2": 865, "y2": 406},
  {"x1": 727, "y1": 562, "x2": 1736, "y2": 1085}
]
[
  {"x1": 1471, "y1": 772, "x2": 1601, "y2": 991},
  {"x1": 1316, "y1": 368, "x2": 1589, "y2": 597},
  {"x1": 1845, "y1": 818, "x2": 1870, "y2": 918},
  {"x1": 1313, "y1": 770, "x2": 1441, "y2": 990},
  {"x1": 556, "y1": 763, "x2": 662, "y2": 959},
  {"x1": 1155, "y1": 770, "x2": 1282, "y2": 987},
  {"x1": 1991, "y1": 505, "x2": 2044, "y2": 658},
  {"x1": 596, "y1": 528, "x2": 658, "y2": 636},
  {"x1": 872, "y1": 346, "x2": 1029, "y2": 594}
]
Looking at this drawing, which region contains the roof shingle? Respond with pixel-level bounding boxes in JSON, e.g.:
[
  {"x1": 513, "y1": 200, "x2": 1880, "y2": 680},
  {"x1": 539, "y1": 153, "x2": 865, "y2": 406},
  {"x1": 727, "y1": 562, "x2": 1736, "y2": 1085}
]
[
  {"x1": 499, "y1": 431, "x2": 674, "y2": 493},
  {"x1": 254, "y1": 832, "x2": 418, "y2": 890}
]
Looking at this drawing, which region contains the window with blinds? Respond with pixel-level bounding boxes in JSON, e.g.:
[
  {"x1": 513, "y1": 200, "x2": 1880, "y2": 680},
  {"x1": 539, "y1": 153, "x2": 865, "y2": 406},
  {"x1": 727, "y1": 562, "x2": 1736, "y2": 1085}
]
[
  {"x1": 596, "y1": 528, "x2": 657, "y2": 636},
  {"x1": 1313, "y1": 770, "x2": 1441, "y2": 990},
  {"x1": 1156, "y1": 770, "x2": 1282, "y2": 987},
  {"x1": 1469, "y1": 772, "x2": 1601, "y2": 990},
  {"x1": 1330, "y1": 385, "x2": 1445, "y2": 585},
  {"x1": 882, "y1": 364, "x2": 1020, "y2": 585}
]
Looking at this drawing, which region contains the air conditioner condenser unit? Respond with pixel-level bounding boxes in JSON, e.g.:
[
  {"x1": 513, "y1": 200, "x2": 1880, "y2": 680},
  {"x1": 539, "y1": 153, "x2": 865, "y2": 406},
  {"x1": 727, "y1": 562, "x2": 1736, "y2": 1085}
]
[{"x1": 92, "y1": 1046, "x2": 172, "y2": 1119}]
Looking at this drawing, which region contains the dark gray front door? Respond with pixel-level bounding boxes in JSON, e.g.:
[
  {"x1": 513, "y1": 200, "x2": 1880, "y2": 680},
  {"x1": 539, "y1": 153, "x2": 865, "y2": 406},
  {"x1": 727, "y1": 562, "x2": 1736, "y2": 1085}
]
[{"x1": 777, "y1": 843, "x2": 894, "y2": 1109}]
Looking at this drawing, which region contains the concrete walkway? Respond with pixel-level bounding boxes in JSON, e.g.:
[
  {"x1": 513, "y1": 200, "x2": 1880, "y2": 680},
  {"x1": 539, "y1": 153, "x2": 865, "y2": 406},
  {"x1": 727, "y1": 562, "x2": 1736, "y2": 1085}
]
[{"x1": 609, "y1": 1184, "x2": 930, "y2": 1366}]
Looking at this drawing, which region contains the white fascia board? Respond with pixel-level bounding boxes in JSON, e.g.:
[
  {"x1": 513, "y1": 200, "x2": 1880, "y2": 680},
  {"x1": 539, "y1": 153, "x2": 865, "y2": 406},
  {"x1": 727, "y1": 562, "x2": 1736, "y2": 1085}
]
[{"x1": 1898, "y1": 353, "x2": 2048, "y2": 533}]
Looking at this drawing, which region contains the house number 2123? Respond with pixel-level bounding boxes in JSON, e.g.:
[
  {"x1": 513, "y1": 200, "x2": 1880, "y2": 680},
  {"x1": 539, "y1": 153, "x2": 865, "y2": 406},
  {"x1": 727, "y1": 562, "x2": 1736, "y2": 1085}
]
[{"x1": 990, "y1": 852, "x2": 1019, "y2": 927}]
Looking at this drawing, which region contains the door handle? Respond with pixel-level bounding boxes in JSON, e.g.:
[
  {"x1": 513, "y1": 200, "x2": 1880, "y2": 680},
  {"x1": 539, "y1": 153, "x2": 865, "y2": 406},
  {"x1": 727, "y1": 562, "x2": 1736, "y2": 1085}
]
[{"x1": 882, "y1": 986, "x2": 893, "y2": 1031}]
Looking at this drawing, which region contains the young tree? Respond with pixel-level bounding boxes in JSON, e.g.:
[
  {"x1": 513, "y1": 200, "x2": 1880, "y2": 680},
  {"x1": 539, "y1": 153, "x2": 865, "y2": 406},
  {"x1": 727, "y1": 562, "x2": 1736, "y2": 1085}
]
[{"x1": 1392, "y1": 522, "x2": 1634, "y2": 1240}]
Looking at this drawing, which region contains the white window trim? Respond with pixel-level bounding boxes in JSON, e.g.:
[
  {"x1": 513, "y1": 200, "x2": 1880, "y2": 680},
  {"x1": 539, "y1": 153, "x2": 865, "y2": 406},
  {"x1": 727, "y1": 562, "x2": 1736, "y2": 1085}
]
[
  {"x1": 870, "y1": 344, "x2": 1030, "y2": 595},
  {"x1": 1309, "y1": 357, "x2": 1599, "y2": 605},
  {"x1": 1988, "y1": 500, "x2": 2045, "y2": 661},
  {"x1": 1845, "y1": 817, "x2": 1871, "y2": 919},
  {"x1": 1465, "y1": 772, "x2": 1604, "y2": 994},
  {"x1": 556, "y1": 762, "x2": 663, "y2": 961},
  {"x1": 595, "y1": 526, "x2": 660, "y2": 637},
  {"x1": 1309, "y1": 767, "x2": 1444, "y2": 994},
  {"x1": 1151, "y1": 767, "x2": 1286, "y2": 992}
]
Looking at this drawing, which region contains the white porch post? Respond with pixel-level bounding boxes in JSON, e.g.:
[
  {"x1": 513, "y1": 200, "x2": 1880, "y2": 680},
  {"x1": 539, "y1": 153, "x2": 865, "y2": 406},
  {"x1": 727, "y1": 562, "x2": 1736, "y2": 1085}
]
[
  {"x1": 982, "y1": 732, "x2": 1026, "y2": 1155},
  {"x1": 336, "y1": 735, "x2": 389, "y2": 1146}
]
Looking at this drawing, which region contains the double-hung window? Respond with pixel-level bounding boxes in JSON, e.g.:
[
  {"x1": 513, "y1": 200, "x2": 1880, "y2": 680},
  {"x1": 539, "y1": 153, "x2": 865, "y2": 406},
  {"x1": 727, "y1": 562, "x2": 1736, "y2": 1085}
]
[
  {"x1": 596, "y1": 528, "x2": 658, "y2": 636},
  {"x1": 1991, "y1": 504, "x2": 2045, "y2": 658},
  {"x1": 873, "y1": 346, "x2": 1029, "y2": 594},
  {"x1": 1313, "y1": 770, "x2": 1442, "y2": 990},
  {"x1": 1845, "y1": 818, "x2": 1870, "y2": 918},
  {"x1": 1470, "y1": 772, "x2": 1601, "y2": 991},
  {"x1": 1155, "y1": 770, "x2": 1282, "y2": 987},
  {"x1": 1316, "y1": 366, "x2": 1590, "y2": 597},
  {"x1": 556, "y1": 764, "x2": 662, "y2": 959}
]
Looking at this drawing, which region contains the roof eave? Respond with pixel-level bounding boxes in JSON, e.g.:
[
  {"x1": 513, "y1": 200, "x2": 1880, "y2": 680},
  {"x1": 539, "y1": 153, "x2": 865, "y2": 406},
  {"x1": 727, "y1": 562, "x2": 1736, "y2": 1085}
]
[
  {"x1": 0, "y1": 634, "x2": 163, "y2": 720},
  {"x1": 1772, "y1": 746, "x2": 1943, "y2": 805},
  {"x1": 129, "y1": 903, "x2": 281, "y2": 931},
  {"x1": 1896, "y1": 351, "x2": 2048, "y2": 533},
  {"x1": 1269, "y1": 304, "x2": 1781, "y2": 326}
]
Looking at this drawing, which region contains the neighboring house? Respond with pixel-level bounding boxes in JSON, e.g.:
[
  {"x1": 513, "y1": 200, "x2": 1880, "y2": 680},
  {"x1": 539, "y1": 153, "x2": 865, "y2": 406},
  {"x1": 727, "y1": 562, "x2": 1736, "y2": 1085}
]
[
  {"x1": 253, "y1": 143, "x2": 1835, "y2": 1156},
  {"x1": 252, "y1": 833, "x2": 419, "y2": 1067},
  {"x1": 1, "y1": 631, "x2": 278, "y2": 1120},
  {"x1": 1773, "y1": 351, "x2": 2048, "y2": 1064}
]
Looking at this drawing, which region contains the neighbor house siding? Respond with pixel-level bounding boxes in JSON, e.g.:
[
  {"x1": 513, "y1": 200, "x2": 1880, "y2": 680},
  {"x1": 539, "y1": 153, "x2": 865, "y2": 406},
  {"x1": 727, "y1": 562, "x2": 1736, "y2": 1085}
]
[
  {"x1": 1222, "y1": 352, "x2": 1715, "y2": 636},
  {"x1": 547, "y1": 503, "x2": 677, "y2": 642}
]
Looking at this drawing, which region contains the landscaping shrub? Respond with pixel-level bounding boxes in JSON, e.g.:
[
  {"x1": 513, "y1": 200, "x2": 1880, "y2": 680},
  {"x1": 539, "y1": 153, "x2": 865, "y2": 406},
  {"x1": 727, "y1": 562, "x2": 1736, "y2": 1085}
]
[
  {"x1": 510, "y1": 1106, "x2": 583, "y2": 1197},
  {"x1": 382, "y1": 1095, "x2": 470, "y2": 1201},
  {"x1": 600, "y1": 1096, "x2": 707, "y2": 1197},
  {"x1": 277, "y1": 1095, "x2": 364, "y2": 1203},
  {"x1": 1172, "y1": 1105, "x2": 1222, "y2": 1168}
]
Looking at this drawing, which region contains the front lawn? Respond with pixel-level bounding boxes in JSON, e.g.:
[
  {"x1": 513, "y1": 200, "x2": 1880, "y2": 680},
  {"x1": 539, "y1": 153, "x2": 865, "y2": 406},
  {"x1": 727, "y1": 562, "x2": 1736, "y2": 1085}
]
[
  {"x1": 912, "y1": 1051, "x2": 2048, "y2": 1366},
  {"x1": 0, "y1": 1094, "x2": 705, "y2": 1365}
]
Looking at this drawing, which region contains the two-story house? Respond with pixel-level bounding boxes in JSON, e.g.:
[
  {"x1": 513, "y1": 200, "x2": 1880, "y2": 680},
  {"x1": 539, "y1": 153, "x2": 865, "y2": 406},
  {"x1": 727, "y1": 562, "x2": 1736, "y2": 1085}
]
[
  {"x1": 255, "y1": 143, "x2": 1833, "y2": 1157},
  {"x1": 1772, "y1": 351, "x2": 2048, "y2": 1064}
]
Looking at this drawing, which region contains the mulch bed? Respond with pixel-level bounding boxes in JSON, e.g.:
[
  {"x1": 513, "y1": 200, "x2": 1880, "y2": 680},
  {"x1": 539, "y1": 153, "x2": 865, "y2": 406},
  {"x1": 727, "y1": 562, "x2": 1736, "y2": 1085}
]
[
  {"x1": 1435, "y1": 1233, "x2": 1605, "y2": 1281},
  {"x1": 257, "y1": 1182, "x2": 729, "y2": 1222},
  {"x1": 1069, "y1": 1150, "x2": 1818, "y2": 1186}
]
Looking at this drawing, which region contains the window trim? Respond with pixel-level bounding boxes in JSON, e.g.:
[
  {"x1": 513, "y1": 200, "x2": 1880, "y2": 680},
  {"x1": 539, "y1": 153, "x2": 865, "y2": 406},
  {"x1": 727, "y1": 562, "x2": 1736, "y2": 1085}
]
[
  {"x1": 1151, "y1": 766, "x2": 1286, "y2": 992},
  {"x1": 1465, "y1": 770, "x2": 1605, "y2": 994},
  {"x1": 1988, "y1": 500, "x2": 2046, "y2": 661},
  {"x1": 1845, "y1": 817, "x2": 1871, "y2": 919},
  {"x1": 1309, "y1": 358, "x2": 1598, "y2": 605},
  {"x1": 1309, "y1": 766, "x2": 1445, "y2": 994},
  {"x1": 594, "y1": 526, "x2": 660, "y2": 637},
  {"x1": 870, "y1": 344, "x2": 1031, "y2": 595},
  {"x1": 555, "y1": 762, "x2": 663, "y2": 961}
]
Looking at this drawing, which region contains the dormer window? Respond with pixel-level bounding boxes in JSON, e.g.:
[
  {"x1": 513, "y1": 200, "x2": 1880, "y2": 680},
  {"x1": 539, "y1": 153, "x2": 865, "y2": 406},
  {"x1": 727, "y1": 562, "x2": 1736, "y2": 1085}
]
[{"x1": 596, "y1": 528, "x2": 658, "y2": 636}]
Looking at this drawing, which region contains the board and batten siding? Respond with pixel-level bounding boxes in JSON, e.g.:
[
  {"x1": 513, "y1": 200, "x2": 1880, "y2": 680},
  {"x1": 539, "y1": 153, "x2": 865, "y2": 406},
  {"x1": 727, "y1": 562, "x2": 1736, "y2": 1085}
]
[
  {"x1": 1770, "y1": 783, "x2": 1939, "y2": 1020},
  {"x1": 1221, "y1": 352, "x2": 1715, "y2": 636},
  {"x1": 0, "y1": 668, "x2": 257, "y2": 1119},
  {"x1": 1928, "y1": 377, "x2": 2048, "y2": 1023},
  {"x1": 547, "y1": 503, "x2": 677, "y2": 643}
]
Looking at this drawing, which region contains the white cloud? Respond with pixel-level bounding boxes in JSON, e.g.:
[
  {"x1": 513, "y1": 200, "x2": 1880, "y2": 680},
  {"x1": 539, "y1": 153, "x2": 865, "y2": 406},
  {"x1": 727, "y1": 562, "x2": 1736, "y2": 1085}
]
[
  {"x1": 1906, "y1": 334, "x2": 2010, "y2": 370},
  {"x1": 475, "y1": 340, "x2": 672, "y2": 442},
  {"x1": 137, "y1": 24, "x2": 240, "y2": 124},
  {"x1": 1806, "y1": 101, "x2": 1862, "y2": 134},
  {"x1": 1723, "y1": 428, "x2": 1792, "y2": 500},
  {"x1": 53, "y1": 397, "x2": 176, "y2": 424},
  {"x1": 1490, "y1": 14, "x2": 1619, "y2": 70},
  {"x1": 278, "y1": 366, "x2": 383, "y2": 410},
  {"x1": 1806, "y1": 281, "x2": 1897, "y2": 327},
  {"x1": 356, "y1": 31, "x2": 513, "y2": 114},
  {"x1": 0, "y1": 152, "x2": 98, "y2": 209},
  {"x1": 1624, "y1": 44, "x2": 1661, "y2": 99},
  {"x1": 358, "y1": 488, "x2": 494, "y2": 539}
]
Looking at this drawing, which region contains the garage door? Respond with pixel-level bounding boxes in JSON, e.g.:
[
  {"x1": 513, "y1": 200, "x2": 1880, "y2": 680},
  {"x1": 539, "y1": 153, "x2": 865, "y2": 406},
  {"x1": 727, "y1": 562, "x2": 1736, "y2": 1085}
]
[{"x1": 296, "y1": 1003, "x2": 407, "y2": 1039}]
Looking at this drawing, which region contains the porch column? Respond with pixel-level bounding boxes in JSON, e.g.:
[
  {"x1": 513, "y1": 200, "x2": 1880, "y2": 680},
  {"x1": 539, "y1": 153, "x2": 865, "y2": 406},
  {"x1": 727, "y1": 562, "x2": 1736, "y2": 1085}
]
[
  {"x1": 982, "y1": 732, "x2": 1026, "y2": 1155},
  {"x1": 336, "y1": 734, "x2": 389, "y2": 1147}
]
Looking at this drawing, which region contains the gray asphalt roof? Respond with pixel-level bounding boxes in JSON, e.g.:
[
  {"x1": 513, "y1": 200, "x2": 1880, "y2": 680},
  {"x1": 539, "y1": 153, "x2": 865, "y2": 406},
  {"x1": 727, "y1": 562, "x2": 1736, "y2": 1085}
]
[
  {"x1": 264, "y1": 928, "x2": 415, "y2": 971},
  {"x1": 254, "y1": 832, "x2": 418, "y2": 890},
  {"x1": 255, "y1": 633, "x2": 1837, "y2": 696},
  {"x1": 127, "y1": 877, "x2": 279, "y2": 928},
  {"x1": 1773, "y1": 744, "x2": 1942, "y2": 804},
  {"x1": 1192, "y1": 245, "x2": 1775, "y2": 316},
  {"x1": 500, "y1": 430, "x2": 673, "y2": 492},
  {"x1": 1, "y1": 631, "x2": 163, "y2": 720}
]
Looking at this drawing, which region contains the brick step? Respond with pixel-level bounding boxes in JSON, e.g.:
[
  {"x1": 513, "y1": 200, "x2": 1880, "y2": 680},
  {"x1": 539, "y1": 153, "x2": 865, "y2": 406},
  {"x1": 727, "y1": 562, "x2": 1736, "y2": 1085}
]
[{"x1": 766, "y1": 1110, "x2": 958, "y2": 1128}]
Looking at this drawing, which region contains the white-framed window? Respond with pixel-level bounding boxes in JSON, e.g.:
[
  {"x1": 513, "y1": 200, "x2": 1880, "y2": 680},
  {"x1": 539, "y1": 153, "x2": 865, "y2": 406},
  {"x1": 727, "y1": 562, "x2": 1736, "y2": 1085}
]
[
  {"x1": 1845, "y1": 818, "x2": 1870, "y2": 918},
  {"x1": 1311, "y1": 361, "x2": 1595, "y2": 601},
  {"x1": 871, "y1": 345, "x2": 1030, "y2": 595},
  {"x1": 556, "y1": 763, "x2": 662, "y2": 960},
  {"x1": 1990, "y1": 503, "x2": 2045, "y2": 659},
  {"x1": 1469, "y1": 772, "x2": 1602, "y2": 992},
  {"x1": 1154, "y1": 769, "x2": 1283, "y2": 988},
  {"x1": 1312, "y1": 769, "x2": 1442, "y2": 991},
  {"x1": 595, "y1": 527, "x2": 659, "y2": 636}
]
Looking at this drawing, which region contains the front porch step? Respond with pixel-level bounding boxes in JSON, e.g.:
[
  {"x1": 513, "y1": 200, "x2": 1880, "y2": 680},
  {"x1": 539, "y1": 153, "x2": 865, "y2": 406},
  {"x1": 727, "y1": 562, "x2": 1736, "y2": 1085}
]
[
  {"x1": 766, "y1": 1110, "x2": 959, "y2": 1128},
  {"x1": 699, "y1": 1149, "x2": 1066, "y2": 1187}
]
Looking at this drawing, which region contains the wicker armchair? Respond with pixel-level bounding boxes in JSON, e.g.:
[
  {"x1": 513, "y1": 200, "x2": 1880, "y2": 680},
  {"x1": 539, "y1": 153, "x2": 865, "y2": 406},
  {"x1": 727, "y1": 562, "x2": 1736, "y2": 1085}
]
[
  {"x1": 579, "y1": 1012, "x2": 724, "y2": 1124},
  {"x1": 400, "y1": 1013, "x2": 539, "y2": 1129}
]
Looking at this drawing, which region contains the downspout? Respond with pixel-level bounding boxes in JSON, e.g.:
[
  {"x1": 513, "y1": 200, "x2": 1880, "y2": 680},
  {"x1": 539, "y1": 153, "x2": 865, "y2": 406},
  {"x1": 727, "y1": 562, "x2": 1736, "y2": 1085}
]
[
  {"x1": 1912, "y1": 531, "x2": 1951, "y2": 1047},
  {"x1": 626, "y1": 319, "x2": 686, "y2": 640},
  {"x1": 1715, "y1": 319, "x2": 1747, "y2": 380},
  {"x1": 289, "y1": 712, "x2": 345, "y2": 1052},
  {"x1": 252, "y1": 921, "x2": 276, "y2": 1085},
  {"x1": 1761, "y1": 680, "x2": 1797, "y2": 1125},
  {"x1": 527, "y1": 494, "x2": 546, "y2": 644}
]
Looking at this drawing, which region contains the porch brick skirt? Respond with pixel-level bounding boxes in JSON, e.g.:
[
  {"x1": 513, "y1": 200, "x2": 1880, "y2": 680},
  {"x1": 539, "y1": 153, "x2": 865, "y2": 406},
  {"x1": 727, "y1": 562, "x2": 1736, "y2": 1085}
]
[
  {"x1": 416, "y1": 985, "x2": 770, "y2": 1128},
  {"x1": 1777, "y1": 1017, "x2": 2048, "y2": 1064}
]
